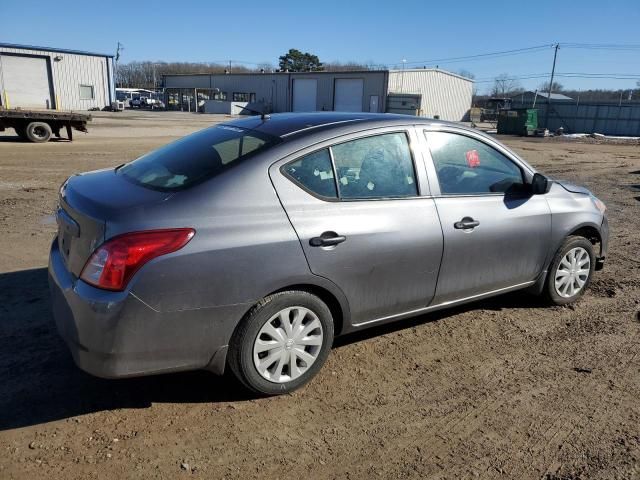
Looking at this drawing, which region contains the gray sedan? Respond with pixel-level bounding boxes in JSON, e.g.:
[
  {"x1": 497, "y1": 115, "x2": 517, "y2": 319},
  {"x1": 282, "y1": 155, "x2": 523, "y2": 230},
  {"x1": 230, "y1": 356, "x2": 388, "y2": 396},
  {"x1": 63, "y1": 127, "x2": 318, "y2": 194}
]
[{"x1": 49, "y1": 113, "x2": 609, "y2": 395}]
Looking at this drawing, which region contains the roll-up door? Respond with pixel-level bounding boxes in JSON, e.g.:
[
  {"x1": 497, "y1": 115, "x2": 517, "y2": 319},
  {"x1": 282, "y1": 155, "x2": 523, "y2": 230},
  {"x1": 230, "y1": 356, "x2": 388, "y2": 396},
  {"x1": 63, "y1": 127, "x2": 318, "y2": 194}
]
[
  {"x1": 0, "y1": 55, "x2": 53, "y2": 109},
  {"x1": 334, "y1": 78, "x2": 364, "y2": 112},
  {"x1": 292, "y1": 78, "x2": 317, "y2": 112}
]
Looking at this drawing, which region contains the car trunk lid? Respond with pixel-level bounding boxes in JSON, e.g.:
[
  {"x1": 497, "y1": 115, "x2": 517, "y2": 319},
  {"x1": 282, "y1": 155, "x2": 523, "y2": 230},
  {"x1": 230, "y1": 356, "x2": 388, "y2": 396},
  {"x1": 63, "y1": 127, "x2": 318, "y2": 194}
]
[{"x1": 56, "y1": 168, "x2": 172, "y2": 277}]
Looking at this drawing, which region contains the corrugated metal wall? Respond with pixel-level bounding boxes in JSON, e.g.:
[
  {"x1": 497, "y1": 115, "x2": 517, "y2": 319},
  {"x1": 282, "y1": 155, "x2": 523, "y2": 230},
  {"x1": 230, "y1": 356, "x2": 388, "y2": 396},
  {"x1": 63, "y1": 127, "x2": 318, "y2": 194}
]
[
  {"x1": 387, "y1": 70, "x2": 473, "y2": 121},
  {"x1": 163, "y1": 71, "x2": 388, "y2": 113},
  {"x1": 290, "y1": 71, "x2": 387, "y2": 112},
  {"x1": 511, "y1": 101, "x2": 640, "y2": 136},
  {"x1": 0, "y1": 46, "x2": 114, "y2": 110}
]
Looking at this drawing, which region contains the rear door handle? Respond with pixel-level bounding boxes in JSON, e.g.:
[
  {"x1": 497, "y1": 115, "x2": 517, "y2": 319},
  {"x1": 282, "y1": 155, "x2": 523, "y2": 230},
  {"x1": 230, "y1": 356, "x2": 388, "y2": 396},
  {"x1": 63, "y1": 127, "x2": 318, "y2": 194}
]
[
  {"x1": 454, "y1": 217, "x2": 480, "y2": 230},
  {"x1": 310, "y1": 231, "x2": 347, "y2": 247}
]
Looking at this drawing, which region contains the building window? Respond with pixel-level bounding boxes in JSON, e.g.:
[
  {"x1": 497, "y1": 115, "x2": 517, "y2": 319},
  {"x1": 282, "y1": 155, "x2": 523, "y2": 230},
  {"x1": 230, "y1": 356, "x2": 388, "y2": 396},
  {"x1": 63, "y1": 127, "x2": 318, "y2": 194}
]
[
  {"x1": 79, "y1": 84, "x2": 95, "y2": 100},
  {"x1": 232, "y1": 92, "x2": 256, "y2": 102},
  {"x1": 214, "y1": 91, "x2": 227, "y2": 101}
]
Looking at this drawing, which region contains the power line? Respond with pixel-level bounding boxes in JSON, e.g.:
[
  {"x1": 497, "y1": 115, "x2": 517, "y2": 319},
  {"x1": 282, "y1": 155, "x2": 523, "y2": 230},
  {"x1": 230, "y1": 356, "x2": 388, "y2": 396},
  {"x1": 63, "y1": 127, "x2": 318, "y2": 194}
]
[
  {"x1": 474, "y1": 73, "x2": 640, "y2": 83},
  {"x1": 385, "y1": 44, "x2": 553, "y2": 68},
  {"x1": 561, "y1": 43, "x2": 640, "y2": 50},
  {"x1": 383, "y1": 42, "x2": 640, "y2": 69}
]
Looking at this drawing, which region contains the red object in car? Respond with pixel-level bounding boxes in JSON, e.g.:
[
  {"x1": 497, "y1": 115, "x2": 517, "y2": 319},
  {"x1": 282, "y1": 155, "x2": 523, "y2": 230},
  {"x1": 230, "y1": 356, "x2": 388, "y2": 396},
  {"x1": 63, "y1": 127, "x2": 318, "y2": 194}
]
[
  {"x1": 466, "y1": 149, "x2": 480, "y2": 168},
  {"x1": 80, "y1": 229, "x2": 195, "y2": 291}
]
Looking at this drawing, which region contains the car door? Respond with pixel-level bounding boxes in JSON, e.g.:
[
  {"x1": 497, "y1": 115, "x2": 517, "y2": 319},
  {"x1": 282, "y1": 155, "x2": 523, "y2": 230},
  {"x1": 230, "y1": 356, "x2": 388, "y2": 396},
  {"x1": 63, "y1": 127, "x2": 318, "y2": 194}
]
[
  {"x1": 421, "y1": 127, "x2": 552, "y2": 304},
  {"x1": 270, "y1": 127, "x2": 443, "y2": 326}
]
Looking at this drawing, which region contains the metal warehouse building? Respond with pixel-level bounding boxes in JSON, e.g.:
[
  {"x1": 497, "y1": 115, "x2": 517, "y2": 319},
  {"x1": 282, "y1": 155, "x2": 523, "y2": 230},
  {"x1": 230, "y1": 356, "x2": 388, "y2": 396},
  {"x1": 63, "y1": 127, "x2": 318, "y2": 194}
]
[
  {"x1": 163, "y1": 69, "x2": 473, "y2": 121},
  {"x1": 0, "y1": 43, "x2": 115, "y2": 111}
]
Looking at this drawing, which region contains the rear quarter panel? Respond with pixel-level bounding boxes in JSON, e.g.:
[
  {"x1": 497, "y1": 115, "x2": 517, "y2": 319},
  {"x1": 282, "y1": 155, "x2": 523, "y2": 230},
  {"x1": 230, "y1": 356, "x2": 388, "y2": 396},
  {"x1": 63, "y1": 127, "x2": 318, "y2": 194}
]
[{"x1": 103, "y1": 155, "x2": 327, "y2": 351}]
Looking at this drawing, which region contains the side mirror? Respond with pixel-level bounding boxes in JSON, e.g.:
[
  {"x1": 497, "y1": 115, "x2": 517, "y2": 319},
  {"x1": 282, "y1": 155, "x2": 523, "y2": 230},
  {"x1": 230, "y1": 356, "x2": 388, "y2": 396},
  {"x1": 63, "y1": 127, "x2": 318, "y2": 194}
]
[{"x1": 530, "y1": 173, "x2": 550, "y2": 195}]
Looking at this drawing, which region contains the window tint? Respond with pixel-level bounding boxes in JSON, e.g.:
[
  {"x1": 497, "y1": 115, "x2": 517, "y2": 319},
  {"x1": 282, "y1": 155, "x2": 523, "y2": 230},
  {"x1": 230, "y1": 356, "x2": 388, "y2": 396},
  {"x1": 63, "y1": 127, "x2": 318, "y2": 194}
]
[
  {"x1": 283, "y1": 149, "x2": 337, "y2": 199},
  {"x1": 213, "y1": 134, "x2": 267, "y2": 164},
  {"x1": 425, "y1": 131, "x2": 523, "y2": 195},
  {"x1": 118, "y1": 125, "x2": 279, "y2": 191},
  {"x1": 331, "y1": 133, "x2": 417, "y2": 199}
]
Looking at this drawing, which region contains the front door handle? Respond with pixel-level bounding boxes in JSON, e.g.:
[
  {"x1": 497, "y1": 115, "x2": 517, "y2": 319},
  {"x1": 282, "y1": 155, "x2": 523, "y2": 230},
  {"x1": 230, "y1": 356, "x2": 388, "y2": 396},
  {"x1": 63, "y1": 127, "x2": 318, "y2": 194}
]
[
  {"x1": 310, "y1": 231, "x2": 347, "y2": 247},
  {"x1": 454, "y1": 217, "x2": 480, "y2": 230}
]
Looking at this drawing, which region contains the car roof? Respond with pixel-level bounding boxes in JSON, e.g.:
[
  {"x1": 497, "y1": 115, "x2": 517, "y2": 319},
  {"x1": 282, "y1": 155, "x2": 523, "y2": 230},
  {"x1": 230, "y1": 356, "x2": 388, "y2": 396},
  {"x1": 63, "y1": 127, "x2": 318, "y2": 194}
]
[{"x1": 221, "y1": 112, "x2": 453, "y2": 140}]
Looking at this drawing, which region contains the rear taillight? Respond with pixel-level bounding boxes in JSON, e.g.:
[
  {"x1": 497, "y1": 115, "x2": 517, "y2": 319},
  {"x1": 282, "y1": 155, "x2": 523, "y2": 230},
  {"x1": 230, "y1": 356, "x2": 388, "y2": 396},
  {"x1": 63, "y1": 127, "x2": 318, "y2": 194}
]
[{"x1": 80, "y1": 228, "x2": 195, "y2": 291}]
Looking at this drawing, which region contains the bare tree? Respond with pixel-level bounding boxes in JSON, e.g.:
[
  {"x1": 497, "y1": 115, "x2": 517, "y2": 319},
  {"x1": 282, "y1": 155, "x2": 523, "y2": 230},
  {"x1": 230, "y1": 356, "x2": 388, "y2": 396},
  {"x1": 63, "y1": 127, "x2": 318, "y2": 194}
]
[
  {"x1": 491, "y1": 74, "x2": 524, "y2": 97},
  {"x1": 538, "y1": 81, "x2": 564, "y2": 92},
  {"x1": 323, "y1": 61, "x2": 373, "y2": 72},
  {"x1": 116, "y1": 61, "x2": 256, "y2": 88}
]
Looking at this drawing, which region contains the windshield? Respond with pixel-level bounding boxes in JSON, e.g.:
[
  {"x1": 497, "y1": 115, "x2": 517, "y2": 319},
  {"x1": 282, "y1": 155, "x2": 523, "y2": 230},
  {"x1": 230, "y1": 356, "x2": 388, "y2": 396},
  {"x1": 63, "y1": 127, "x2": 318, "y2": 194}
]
[{"x1": 118, "y1": 125, "x2": 280, "y2": 190}]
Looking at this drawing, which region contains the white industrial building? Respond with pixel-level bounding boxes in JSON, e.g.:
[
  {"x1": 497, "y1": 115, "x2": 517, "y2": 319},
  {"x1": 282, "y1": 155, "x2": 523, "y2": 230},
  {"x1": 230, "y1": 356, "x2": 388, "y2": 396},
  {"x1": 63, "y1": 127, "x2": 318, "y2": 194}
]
[
  {"x1": 0, "y1": 43, "x2": 115, "y2": 111},
  {"x1": 163, "y1": 68, "x2": 473, "y2": 121}
]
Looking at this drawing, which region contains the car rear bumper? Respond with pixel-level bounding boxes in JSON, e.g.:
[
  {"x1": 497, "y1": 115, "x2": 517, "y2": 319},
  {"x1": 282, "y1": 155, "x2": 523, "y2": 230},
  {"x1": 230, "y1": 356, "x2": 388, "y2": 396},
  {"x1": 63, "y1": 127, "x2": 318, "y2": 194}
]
[{"x1": 48, "y1": 238, "x2": 246, "y2": 378}]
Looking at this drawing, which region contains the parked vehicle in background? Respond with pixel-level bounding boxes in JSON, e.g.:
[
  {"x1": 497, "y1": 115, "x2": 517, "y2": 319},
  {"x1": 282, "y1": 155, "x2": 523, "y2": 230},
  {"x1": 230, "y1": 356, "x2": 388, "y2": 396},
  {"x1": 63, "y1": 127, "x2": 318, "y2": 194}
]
[
  {"x1": 130, "y1": 96, "x2": 165, "y2": 110},
  {"x1": 481, "y1": 97, "x2": 513, "y2": 122},
  {"x1": 0, "y1": 108, "x2": 90, "y2": 142},
  {"x1": 49, "y1": 112, "x2": 609, "y2": 396}
]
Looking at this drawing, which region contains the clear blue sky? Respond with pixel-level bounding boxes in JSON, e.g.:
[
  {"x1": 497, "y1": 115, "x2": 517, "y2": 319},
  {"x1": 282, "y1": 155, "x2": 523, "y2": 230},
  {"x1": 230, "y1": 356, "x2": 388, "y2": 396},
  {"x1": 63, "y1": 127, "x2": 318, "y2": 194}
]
[{"x1": 1, "y1": 0, "x2": 639, "y2": 93}]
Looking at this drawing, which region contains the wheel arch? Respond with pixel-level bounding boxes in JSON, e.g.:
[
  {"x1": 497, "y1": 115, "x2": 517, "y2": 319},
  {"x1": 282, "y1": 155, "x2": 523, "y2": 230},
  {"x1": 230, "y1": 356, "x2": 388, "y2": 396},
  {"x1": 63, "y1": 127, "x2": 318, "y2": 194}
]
[
  {"x1": 529, "y1": 221, "x2": 603, "y2": 295},
  {"x1": 567, "y1": 223, "x2": 603, "y2": 254},
  {"x1": 267, "y1": 283, "x2": 347, "y2": 337}
]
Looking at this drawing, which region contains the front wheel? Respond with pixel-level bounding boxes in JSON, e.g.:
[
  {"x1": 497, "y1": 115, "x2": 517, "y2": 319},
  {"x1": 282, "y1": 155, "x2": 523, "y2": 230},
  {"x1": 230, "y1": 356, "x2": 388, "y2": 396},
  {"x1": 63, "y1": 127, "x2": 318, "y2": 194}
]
[
  {"x1": 228, "y1": 291, "x2": 334, "y2": 396},
  {"x1": 545, "y1": 236, "x2": 595, "y2": 305},
  {"x1": 25, "y1": 121, "x2": 52, "y2": 143}
]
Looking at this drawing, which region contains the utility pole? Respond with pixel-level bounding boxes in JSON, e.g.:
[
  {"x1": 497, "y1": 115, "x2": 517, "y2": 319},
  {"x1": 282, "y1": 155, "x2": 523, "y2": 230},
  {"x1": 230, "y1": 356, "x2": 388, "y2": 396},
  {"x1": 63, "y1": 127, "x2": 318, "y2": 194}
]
[
  {"x1": 544, "y1": 43, "x2": 559, "y2": 132},
  {"x1": 114, "y1": 42, "x2": 123, "y2": 87}
]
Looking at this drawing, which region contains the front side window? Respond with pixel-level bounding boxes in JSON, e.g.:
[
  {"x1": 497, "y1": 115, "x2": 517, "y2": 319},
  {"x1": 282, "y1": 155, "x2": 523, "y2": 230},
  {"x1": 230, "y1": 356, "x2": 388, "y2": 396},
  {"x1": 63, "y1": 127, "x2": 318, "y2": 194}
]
[
  {"x1": 331, "y1": 133, "x2": 417, "y2": 199},
  {"x1": 118, "y1": 125, "x2": 279, "y2": 190},
  {"x1": 79, "y1": 84, "x2": 94, "y2": 100},
  {"x1": 425, "y1": 131, "x2": 524, "y2": 195},
  {"x1": 283, "y1": 149, "x2": 337, "y2": 199}
]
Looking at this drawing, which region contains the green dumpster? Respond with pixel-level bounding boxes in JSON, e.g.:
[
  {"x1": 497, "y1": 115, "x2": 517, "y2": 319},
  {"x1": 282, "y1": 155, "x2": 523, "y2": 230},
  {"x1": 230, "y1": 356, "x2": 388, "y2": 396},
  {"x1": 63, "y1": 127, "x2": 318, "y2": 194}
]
[{"x1": 497, "y1": 108, "x2": 538, "y2": 136}]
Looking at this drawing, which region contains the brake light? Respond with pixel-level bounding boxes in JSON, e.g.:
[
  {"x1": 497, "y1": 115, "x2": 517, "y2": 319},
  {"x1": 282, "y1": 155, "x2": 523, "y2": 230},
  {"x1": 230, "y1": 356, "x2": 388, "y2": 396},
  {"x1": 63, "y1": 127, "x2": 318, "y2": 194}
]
[{"x1": 80, "y1": 228, "x2": 195, "y2": 291}]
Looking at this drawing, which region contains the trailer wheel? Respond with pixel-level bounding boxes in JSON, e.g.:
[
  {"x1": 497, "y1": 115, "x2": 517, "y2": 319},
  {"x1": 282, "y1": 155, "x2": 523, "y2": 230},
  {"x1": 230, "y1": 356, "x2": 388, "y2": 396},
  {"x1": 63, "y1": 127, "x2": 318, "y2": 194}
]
[{"x1": 25, "y1": 122, "x2": 53, "y2": 143}]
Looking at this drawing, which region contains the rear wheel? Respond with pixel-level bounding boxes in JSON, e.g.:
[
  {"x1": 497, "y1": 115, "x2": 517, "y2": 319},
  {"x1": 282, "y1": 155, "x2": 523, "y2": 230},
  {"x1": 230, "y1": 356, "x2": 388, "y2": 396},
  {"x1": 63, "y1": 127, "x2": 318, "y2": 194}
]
[
  {"x1": 544, "y1": 236, "x2": 595, "y2": 305},
  {"x1": 228, "y1": 291, "x2": 334, "y2": 395},
  {"x1": 25, "y1": 122, "x2": 52, "y2": 143}
]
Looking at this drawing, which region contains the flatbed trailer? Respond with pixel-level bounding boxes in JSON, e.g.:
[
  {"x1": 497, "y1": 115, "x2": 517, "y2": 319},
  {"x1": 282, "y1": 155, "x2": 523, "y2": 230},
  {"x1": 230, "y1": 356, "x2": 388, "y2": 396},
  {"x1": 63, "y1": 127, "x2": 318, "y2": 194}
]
[{"x1": 0, "y1": 109, "x2": 91, "y2": 143}]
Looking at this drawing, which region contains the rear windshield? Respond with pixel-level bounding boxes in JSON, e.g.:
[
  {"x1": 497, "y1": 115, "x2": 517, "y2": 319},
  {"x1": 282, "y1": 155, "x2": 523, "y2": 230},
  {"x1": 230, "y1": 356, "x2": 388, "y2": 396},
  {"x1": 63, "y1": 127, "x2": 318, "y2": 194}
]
[{"x1": 117, "y1": 125, "x2": 280, "y2": 190}]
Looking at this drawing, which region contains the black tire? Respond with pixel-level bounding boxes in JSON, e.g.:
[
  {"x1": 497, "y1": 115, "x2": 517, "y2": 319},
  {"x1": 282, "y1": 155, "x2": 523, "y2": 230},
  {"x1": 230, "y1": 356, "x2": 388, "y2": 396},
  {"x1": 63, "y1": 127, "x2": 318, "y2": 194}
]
[
  {"x1": 228, "y1": 291, "x2": 334, "y2": 396},
  {"x1": 25, "y1": 122, "x2": 52, "y2": 143},
  {"x1": 544, "y1": 236, "x2": 595, "y2": 305}
]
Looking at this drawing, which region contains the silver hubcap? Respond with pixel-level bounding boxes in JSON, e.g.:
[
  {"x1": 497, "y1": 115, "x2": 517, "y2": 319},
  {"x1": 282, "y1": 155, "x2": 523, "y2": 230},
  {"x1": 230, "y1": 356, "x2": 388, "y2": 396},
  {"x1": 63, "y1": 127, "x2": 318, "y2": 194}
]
[
  {"x1": 555, "y1": 247, "x2": 590, "y2": 298},
  {"x1": 253, "y1": 306, "x2": 323, "y2": 383}
]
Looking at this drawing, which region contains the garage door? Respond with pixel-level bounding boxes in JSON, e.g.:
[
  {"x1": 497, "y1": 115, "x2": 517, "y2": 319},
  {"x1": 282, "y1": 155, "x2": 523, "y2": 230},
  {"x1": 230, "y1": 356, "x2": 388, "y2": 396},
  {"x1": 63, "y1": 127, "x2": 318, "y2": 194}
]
[
  {"x1": 292, "y1": 79, "x2": 317, "y2": 112},
  {"x1": 334, "y1": 78, "x2": 364, "y2": 112},
  {"x1": 0, "y1": 55, "x2": 52, "y2": 109}
]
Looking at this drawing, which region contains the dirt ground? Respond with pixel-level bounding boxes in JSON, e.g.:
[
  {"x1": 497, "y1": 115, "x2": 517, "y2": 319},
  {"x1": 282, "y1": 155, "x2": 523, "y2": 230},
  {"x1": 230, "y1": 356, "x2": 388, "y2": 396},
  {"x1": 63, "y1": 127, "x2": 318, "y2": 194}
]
[{"x1": 1, "y1": 110, "x2": 639, "y2": 479}]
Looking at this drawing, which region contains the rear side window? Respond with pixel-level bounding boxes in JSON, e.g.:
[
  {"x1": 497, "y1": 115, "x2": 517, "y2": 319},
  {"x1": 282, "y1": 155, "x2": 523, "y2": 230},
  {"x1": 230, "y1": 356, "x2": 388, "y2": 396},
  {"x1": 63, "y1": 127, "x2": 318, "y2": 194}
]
[
  {"x1": 425, "y1": 131, "x2": 523, "y2": 195},
  {"x1": 331, "y1": 133, "x2": 417, "y2": 199},
  {"x1": 283, "y1": 149, "x2": 337, "y2": 199},
  {"x1": 118, "y1": 125, "x2": 279, "y2": 190}
]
